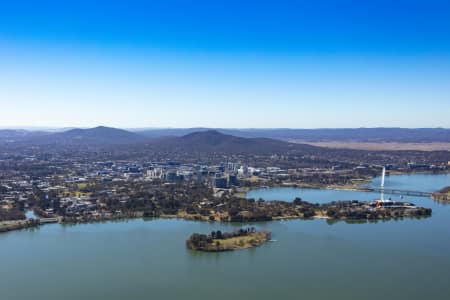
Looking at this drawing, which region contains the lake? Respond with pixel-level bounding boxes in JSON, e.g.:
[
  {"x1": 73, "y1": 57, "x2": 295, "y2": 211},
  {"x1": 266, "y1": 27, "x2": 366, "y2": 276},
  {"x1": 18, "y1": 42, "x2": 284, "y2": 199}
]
[{"x1": 1, "y1": 173, "x2": 450, "y2": 300}]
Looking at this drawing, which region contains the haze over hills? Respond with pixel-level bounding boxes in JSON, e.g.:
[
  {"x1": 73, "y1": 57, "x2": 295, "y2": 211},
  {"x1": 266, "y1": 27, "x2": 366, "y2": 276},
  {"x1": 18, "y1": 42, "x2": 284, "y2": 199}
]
[
  {"x1": 136, "y1": 128, "x2": 450, "y2": 143},
  {"x1": 0, "y1": 127, "x2": 313, "y2": 154},
  {"x1": 1, "y1": 127, "x2": 450, "y2": 150},
  {"x1": 0, "y1": 129, "x2": 48, "y2": 142},
  {"x1": 19, "y1": 126, "x2": 145, "y2": 145},
  {"x1": 3, "y1": 127, "x2": 447, "y2": 171}
]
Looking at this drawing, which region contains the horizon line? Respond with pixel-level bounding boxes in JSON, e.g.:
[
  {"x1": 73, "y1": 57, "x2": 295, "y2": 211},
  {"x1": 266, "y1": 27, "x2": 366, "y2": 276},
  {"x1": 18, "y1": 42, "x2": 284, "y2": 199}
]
[{"x1": 1, "y1": 125, "x2": 449, "y2": 131}]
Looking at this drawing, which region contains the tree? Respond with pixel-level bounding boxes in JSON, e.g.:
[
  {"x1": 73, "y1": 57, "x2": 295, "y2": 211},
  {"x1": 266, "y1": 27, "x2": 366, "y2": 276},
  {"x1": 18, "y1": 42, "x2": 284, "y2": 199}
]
[{"x1": 293, "y1": 197, "x2": 303, "y2": 205}]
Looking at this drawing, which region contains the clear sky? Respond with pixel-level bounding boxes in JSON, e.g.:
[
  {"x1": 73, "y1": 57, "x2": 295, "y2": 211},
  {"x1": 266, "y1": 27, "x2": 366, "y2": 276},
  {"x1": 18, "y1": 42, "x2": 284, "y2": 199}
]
[{"x1": 1, "y1": 0, "x2": 450, "y2": 128}]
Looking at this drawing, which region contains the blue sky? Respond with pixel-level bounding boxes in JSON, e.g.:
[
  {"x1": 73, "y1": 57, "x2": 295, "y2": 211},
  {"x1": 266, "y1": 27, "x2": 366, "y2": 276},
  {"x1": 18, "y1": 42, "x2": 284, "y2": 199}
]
[{"x1": 1, "y1": 0, "x2": 449, "y2": 128}]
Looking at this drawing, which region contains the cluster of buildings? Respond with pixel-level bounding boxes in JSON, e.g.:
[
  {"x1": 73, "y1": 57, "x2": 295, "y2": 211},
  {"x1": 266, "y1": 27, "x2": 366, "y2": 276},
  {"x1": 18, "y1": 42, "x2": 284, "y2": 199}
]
[
  {"x1": 88, "y1": 161, "x2": 250, "y2": 189},
  {"x1": 1, "y1": 150, "x2": 449, "y2": 221}
]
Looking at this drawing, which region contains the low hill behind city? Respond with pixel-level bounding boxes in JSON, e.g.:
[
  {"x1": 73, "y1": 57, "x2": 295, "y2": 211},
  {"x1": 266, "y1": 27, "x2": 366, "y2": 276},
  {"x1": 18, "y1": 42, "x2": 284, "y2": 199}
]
[
  {"x1": 1, "y1": 127, "x2": 449, "y2": 151},
  {"x1": 144, "y1": 130, "x2": 319, "y2": 155},
  {"x1": 16, "y1": 126, "x2": 145, "y2": 145},
  {"x1": 136, "y1": 128, "x2": 450, "y2": 143}
]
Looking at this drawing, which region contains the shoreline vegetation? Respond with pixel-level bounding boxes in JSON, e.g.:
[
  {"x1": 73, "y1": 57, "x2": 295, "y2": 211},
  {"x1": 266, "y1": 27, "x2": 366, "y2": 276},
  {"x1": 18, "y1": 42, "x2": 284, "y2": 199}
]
[
  {"x1": 0, "y1": 198, "x2": 432, "y2": 234},
  {"x1": 1, "y1": 173, "x2": 441, "y2": 234},
  {"x1": 186, "y1": 227, "x2": 271, "y2": 252},
  {"x1": 432, "y1": 186, "x2": 450, "y2": 201},
  {"x1": 0, "y1": 218, "x2": 40, "y2": 233}
]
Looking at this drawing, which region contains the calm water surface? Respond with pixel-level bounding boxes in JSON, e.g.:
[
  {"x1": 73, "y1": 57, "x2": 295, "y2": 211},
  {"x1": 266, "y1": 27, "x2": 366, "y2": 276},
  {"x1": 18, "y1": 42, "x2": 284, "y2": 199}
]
[{"x1": 1, "y1": 173, "x2": 450, "y2": 300}]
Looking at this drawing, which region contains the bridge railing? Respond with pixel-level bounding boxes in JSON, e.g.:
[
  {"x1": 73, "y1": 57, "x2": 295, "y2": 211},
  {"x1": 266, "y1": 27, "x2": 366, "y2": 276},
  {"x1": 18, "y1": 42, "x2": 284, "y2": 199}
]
[{"x1": 365, "y1": 187, "x2": 432, "y2": 197}]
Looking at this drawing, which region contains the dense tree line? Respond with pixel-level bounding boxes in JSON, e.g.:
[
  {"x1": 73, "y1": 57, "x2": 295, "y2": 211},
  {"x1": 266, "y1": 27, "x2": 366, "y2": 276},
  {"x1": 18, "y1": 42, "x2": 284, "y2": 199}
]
[{"x1": 0, "y1": 207, "x2": 25, "y2": 221}]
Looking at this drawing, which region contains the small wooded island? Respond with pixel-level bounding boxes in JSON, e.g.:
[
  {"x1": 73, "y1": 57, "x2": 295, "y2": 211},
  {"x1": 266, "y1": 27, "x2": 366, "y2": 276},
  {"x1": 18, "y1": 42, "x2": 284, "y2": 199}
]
[{"x1": 186, "y1": 227, "x2": 271, "y2": 252}]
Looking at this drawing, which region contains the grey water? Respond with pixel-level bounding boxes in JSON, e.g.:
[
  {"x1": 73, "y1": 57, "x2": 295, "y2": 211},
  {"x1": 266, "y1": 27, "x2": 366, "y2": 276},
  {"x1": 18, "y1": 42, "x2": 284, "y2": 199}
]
[{"x1": 1, "y1": 173, "x2": 450, "y2": 300}]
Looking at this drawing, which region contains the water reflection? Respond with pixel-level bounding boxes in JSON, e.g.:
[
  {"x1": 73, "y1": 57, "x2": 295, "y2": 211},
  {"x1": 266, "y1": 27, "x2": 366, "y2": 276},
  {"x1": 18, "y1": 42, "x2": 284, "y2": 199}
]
[{"x1": 0, "y1": 173, "x2": 449, "y2": 300}]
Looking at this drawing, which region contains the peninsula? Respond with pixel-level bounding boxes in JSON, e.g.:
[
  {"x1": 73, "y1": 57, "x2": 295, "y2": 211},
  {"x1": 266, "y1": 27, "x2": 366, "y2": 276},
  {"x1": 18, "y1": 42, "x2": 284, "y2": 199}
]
[{"x1": 432, "y1": 186, "x2": 450, "y2": 201}]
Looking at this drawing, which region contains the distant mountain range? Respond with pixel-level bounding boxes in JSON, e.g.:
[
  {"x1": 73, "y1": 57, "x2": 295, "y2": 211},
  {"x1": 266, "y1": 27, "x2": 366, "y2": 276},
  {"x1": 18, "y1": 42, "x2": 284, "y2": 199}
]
[
  {"x1": 144, "y1": 130, "x2": 316, "y2": 155},
  {"x1": 0, "y1": 127, "x2": 319, "y2": 156},
  {"x1": 135, "y1": 128, "x2": 450, "y2": 143},
  {"x1": 1, "y1": 126, "x2": 450, "y2": 145},
  {"x1": 0, "y1": 126, "x2": 143, "y2": 145}
]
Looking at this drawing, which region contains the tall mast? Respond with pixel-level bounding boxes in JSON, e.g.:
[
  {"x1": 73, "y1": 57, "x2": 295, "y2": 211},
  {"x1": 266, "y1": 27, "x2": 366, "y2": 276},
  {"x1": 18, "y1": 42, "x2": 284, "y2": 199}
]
[{"x1": 380, "y1": 166, "x2": 386, "y2": 201}]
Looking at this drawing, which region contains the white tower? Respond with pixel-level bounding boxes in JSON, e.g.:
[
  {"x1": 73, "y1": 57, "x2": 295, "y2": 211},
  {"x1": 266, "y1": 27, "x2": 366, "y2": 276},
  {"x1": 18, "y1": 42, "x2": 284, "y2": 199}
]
[{"x1": 380, "y1": 167, "x2": 386, "y2": 202}]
